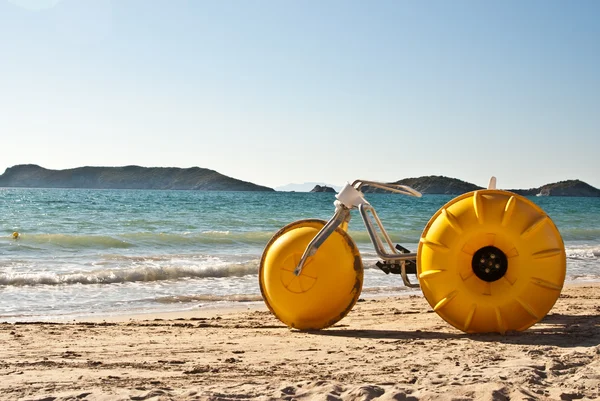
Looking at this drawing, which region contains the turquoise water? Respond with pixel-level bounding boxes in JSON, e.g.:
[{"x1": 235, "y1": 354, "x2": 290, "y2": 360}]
[{"x1": 1, "y1": 188, "x2": 599, "y2": 321}]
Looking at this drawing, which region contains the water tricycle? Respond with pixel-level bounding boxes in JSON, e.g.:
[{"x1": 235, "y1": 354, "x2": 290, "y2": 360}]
[{"x1": 259, "y1": 178, "x2": 566, "y2": 334}]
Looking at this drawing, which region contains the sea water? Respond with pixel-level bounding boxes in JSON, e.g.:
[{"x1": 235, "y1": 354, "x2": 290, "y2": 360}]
[{"x1": 1, "y1": 188, "x2": 599, "y2": 322}]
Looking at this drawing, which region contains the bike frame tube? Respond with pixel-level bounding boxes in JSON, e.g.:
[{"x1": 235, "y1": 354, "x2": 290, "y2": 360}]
[
  {"x1": 358, "y1": 204, "x2": 419, "y2": 288},
  {"x1": 357, "y1": 204, "x2": 417, "y2": 262},
  {"x1": 294, "y1": 179, "x2": 421, "y2": 288},
  {"x1": 293, "y1": 204, "x2": 351, "y2": 276}
]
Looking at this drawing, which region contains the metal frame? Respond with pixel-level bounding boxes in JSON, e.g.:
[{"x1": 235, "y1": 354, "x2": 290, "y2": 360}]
[{"x1": 294, "y1": 179, "x2": 422, "y2": 288}]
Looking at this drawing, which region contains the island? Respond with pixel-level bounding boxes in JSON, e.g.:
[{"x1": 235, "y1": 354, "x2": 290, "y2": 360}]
[
  {"x1": 509, "y1": 179, "x2": 600, "y2": 197},
  {"x1": 310, "y1": 185, "x2": 336, "y2": 193},
  {"x1": 312, "y1": 176, "x2": 600, "y2": 197},
  {"x1": 362, "y1": 176, "x2": 484, "y2": 195},
  {"x1": 393, "y1": 176, "x2": 483, "y2": 195},
  {"x1": 0, "y1": 165, "x2": 274, "y2": 191}
]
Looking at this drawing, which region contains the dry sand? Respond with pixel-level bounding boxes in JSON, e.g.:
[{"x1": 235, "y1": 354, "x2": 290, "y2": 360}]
[{"x1": 1, "y1": 283, "x2": 599, "y2": 401}]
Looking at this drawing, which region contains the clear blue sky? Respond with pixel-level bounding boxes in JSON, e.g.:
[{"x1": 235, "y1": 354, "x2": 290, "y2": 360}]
[{"x1": 1, "y1": 0, "x2": 599, "y2": 189}]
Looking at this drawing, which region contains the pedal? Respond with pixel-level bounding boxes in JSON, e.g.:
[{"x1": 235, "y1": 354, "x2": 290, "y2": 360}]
[
  {"x1": 375, "y1": 260, "x2": 404, "y2": 275},
  {"x1": 395, "y1": 244, "x2": 417, "y2": 274},
  {"x1": 376, "y1": 261, "x2": 391, "y2": 274},
  {"x1": 395, "y1": 244, "x2": 411, "y2": 253},
  {"x1": 376, "y1": 260, "x2": 402, "y2": 274},
  {"x1": 376, "y1": 245, "x2": 418, "y2": 275}
]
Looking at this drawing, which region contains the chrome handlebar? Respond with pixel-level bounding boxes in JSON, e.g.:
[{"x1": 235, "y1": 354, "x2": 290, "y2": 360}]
[{"x1": 351, "y1": 180, "x2": 423, "y2": 198}]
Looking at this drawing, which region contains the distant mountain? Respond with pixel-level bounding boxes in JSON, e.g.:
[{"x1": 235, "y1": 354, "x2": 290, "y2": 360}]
[
  {"x1": 363, "y1": 175, "x2": 483, "y2": 195},
  {"x1": 2, "y1": 166, "x2": 597, "y2": 196},
  {"x1": 509, "y1": 180, "x2": 600, "y2": 197},
  {"x1": 397, "y1": 176, "x2": 484, "y2": 194},
  {"x1": 0, "y1": 165, "x2": 274, "y2": 191},
  {"x1": 360, "y1": 176, "x2": 600, "y2": 197},
  {"x1": 275, "y1": 182, "x2": 342, "y2": 192},
  {"x1": 310, "y1": 185, "x2": 336, "y2": 193}
]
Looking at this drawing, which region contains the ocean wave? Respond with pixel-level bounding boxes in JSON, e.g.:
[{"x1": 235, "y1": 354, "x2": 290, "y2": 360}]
[
  {"x1": 565, "y1": 245, "x2": 600, "y2": 260},
  {"x1": 567, "y1": 274, "x2": 600, "y2": 282},
  {"x1": 560, "y1": 228, "x2": 600, "y2": 242},
  {"x1": 0, "y1": 261, "x2": 259, "y2": 287}
]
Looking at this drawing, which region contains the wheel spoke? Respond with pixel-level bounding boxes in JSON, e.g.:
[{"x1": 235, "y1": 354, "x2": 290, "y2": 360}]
[
  {"x1": 495, "y1": 307, "x2": 506, "y2": 334},
  {"x1": 420, "y1": 238, "x2": 450, "y2": 253},
  {"x1": 463, "y1": 304, "x2": 476, "y2": 332},
  {"x1": 433, "y1": 290, "x2": 458, "y2": 312},
  {"x1": 473, "y1": 191, "x2": 485, "y2": 224},
  {"x1": 516, "y1": 297, "x2": 540, "y2": 319},
  {"x1": 532, "y1": 248, "x2": 563, "y2": 259},
  {"x1": 418, "y1": 269, "x2": 446, "y2": 280},
  {"x1": 520, "y1": 216, "x2": 549, "y2": 239},
  {"x1": 442, "y1": 208, "x2": 463, "y2": 234},
  {"x1": 501, "y1": 195, "x2": 516, "y2": 227},
  {"x1": 531, "y1": 277, "x2": 562, "y2": 291}
]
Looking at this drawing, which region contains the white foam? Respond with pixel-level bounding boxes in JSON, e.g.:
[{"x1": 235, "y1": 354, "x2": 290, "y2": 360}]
[
  {"x1": 0, "y1": 259, "x2": 260, "y2": 287},
  {"x1": 565, "y1": 245, "x2": 600, "y2": 260}
]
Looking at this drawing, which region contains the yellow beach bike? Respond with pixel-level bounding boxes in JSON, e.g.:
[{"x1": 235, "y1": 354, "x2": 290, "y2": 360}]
[{"x1": 259, "y1": 178, "x2": 566, "y2": 334}]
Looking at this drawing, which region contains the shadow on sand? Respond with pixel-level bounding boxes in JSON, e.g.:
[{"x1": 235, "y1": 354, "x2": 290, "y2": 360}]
[{"x1": 307, "y1": 313, "x2": 600, "y2": 348}]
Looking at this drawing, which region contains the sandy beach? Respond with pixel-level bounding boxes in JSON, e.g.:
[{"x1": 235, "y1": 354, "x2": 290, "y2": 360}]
[{"x1": 1, "y1": 283, "x2": 598, "y2": 401}]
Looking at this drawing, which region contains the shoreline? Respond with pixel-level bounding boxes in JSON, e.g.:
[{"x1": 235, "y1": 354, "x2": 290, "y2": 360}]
[
  {"x1": 1, "y1": 279, "x2": 597, "y2": 325},
  {"x1": 83, "y1": 279, "x2": 597, "y2": 324},
  {"x1": 1, "y1": 282, "x2": 599, "y2": 400}
]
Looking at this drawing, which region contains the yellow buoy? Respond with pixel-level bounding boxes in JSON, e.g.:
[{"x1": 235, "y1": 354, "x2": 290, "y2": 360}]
[
  {"x1": 12, "y1": 232, "x2": 19, "y2": 239},
  {"x1": 259, "y1": 219, "x2": 363, "y2": 330},
  {"x1": 417, "y1": 190, "x2": 566, "y2": 334}
]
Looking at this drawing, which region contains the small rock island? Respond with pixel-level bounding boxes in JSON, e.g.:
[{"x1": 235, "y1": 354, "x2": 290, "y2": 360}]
[{"x1": 310, "y1": 185, "x2": 337, "y2": 193}]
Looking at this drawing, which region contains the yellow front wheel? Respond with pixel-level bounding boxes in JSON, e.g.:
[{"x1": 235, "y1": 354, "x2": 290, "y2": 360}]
[
  {"x1": 259, "y1": 219, "x2": 363, "y2": 330},
  {"x1": 417, "y1": 190, "x2": 566, "y2": 334}
]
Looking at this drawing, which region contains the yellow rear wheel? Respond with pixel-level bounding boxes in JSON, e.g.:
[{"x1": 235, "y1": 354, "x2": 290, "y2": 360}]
[
  {"x1": 259, "y1": 219, "x2": 363, "y2": 330},
  {"x1": 417, "y1": 190, "x2": 566, "y2": 334}
]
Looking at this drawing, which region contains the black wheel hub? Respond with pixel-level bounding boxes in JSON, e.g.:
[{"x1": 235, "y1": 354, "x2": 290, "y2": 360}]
[{"x1": 471, "y1": 246, "x2": 508, "y2": 282}]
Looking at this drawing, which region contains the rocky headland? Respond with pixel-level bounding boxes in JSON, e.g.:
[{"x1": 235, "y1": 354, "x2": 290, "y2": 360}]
[
  {"x1": 0, "y1": 165, "x2": 274, "y2": 191},
  {"x1": 509, "y1": 179, "x2": 600, "y2": 197},
  {"x1": 358, "y1": 175, "x2": 483, "y2": 195},
  {"x1": 392, "y1": 176, "x2": 483, "y2": 195},
  {"x1": 312, "y1": 176, "x2": 600, "y2": 196}
]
